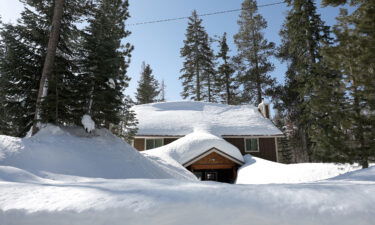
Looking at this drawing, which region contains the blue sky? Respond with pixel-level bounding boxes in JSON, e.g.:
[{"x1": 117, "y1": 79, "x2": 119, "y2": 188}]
[{"x1": 0, "y1": 0, "x2": 346, "y2": 101}]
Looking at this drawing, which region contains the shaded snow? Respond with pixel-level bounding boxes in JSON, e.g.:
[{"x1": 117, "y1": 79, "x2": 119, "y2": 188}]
[
  {"x1": 143, "y1": 131, "x2": 244, "y2": 167},
  {"x1": 331, "y1": 166, "x2": 375, "y2": 182},
  {"x1": 132, "y1": 101, "x2": 283, "y2": 136},
  {"x1": 0, "y1": 171, "x2": 374, "y2": 225},
  {"x1": 236, "y1": 155, "x2": 362, "y2": 184}
]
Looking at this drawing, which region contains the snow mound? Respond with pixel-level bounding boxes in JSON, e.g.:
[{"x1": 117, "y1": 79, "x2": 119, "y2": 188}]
[
  {"x1": 144, "y1": 131, "x2": 244, "y2": 166},
  {"x1": 0, "y1": 124, "x2": 189, "y2": 180},
  {"x1": 236, "y1": 155, "x2": 362, "y2": 184},
  {"x1": 0, "y1": 166, "x2": 47, "y2": 183},
  {"x1": 331, "y1": 166, "x2": 375, "y2": 182},
  {"x1": 0, "y1": 177, "x2": 374, "y2": 225},
  {"x1": 133, "y1": 101, "x2": 283, "y2": 136},
  {"x1": 81, "y1": 114, "x2": 95, "y2": 132}
]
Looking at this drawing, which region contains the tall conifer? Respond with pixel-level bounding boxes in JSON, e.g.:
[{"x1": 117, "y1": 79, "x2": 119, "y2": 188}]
[
  {"x1": 216, "y1": 33, "x2": 237, "y2": 105},
  {"x1": 319, "y1": 0, "x2": 375, "y2": 168},
  {"x1": 80, "y1": 0, "x2": 133, "y2": 128},
  {"x1": 234, "y1": 0, "x2": 275, "y2": 105},
  {"x1": 0, "y1": 0, "x2": 90, "y2": 136},
  {"x1": 180, "y1": 10, "x2": 216, "y2": 102},
  {"x1": 277, "y1": 0, "x2": 344, "y2": 162},
  {"x1": 135, "y1": 62, "x2": 160, "y2": 104}
]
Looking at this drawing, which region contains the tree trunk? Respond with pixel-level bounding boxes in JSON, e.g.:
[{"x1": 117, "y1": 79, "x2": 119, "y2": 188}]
[
  {"x1": 226, "y1": 72, "x2": 231, "y2": 105},
  {"x1": 32, "y1": 0, "x2": 65, "y2": 135}
]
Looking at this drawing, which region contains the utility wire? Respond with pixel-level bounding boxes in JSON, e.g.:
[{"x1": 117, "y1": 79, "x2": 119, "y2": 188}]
[{"x1": 127, "y1": 1, "x2": 285, "y2": 26}]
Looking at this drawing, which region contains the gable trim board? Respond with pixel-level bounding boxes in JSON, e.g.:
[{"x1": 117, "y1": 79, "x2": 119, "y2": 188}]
[{"x1": 183, "y1": 148, "x2": 244, "y2": 167}]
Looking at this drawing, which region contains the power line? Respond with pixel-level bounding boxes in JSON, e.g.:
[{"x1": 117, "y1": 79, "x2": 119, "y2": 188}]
[{"x1": 126, "y1": 1, "x2": 285, "y2": 26}]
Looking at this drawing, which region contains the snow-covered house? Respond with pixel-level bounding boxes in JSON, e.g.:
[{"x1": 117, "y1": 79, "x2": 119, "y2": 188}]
[{"x1": 132, "y1": 101, "x2": 283, "y2": 183}]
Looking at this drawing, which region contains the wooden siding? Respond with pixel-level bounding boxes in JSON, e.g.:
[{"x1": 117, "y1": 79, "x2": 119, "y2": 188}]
[
  {"x1": 255, "y1": 138, "x2": 277, "y2": 162},
  {"x1": 134, "y1": 138, "x2": 145, "y2": 151},
  {"x1": 224, "y1": 137, "x2": 277, "y2": 162},
  {"x1": 224, "y1": 138, "x2": 245, "y2": 153},
  {"x1": 190, "y1": 152, "x2": 237, "y2": 170}
]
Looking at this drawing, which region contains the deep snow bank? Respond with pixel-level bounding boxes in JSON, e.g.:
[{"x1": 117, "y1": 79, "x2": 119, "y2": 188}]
[
  {"x1": 236, "y1": 155, "x2": 362, "y2": 184},
  {"x1": 0, "y1": 173, "x2": 374, "y2": 225},
  {"x1": 0, "y1": 125, "x2": 190, "y2": 180}
]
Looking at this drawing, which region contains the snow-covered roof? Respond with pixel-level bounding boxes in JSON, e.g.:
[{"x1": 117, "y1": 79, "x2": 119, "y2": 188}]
[
  {"x1": 133, "y1": 101, "x2": 283, "y2": 136},
  {"x1": 143, "y1": 131, "x2": 244, "y2": 166}
]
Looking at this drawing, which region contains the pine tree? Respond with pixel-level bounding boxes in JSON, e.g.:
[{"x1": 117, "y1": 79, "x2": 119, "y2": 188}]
[
  {"x1": 80, "y1": 0, "x2": 133, "y2": 128},
  {"x1": 135, "y1": 62, "x2": 160, "y2": 104},
  {"x1": 275, "y1": 0, "x2": 344, "y2": 162},
  {"x1": 114, "y1": 96, "x2": 138, "y2": 142},
  {"x1": 234, "y1": 0, "x2": 276, "y2": 105},
  {"x1": 216, "y1": 32, "x2": 237, "y2": 105},
  {"x1": 180, "y1": 10, "x2": 216, "y2": 102},
  {"x1": 32, "y1": 0, "x2": 65, "y2": 134},
  {"x1": 318, "y1": 0, "x2": 375, "y2": 168},
  {"x1": 0, "y1": 0, "x2": 90, "y2": 136},
  {"x1": 158, "y1": 79, "x2": 166, "y2": 102},
  {"x1": 273, "y1": 111, "x2": 293, "y2": 163}
]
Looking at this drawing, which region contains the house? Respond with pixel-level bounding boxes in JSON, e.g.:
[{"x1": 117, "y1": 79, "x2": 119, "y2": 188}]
[{"x1": 132, "y1": 101, "x2": 283, "y2": 183}]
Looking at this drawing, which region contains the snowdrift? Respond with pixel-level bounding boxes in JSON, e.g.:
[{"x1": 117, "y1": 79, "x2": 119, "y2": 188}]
[
  {"x1": 0, "y1": 125, "x2": 190, "y2": 180},
  {"x1": 236, "y1": 155, "x2": 362, "y2": 184},
  {"x1": 0, "y1": 169, "x2": 374, "y2": 225}
]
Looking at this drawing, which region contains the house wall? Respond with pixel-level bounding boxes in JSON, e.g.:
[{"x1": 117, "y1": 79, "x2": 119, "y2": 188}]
[
  {"x1": 133, "y1": 137, "x2": 178, "y2": 151},
  {"x1": 134, "y1": 138, "x2": 145, "y2": 151},
  {"x1": 133, "y1": 137, "x2": 278, "y2": 162},
  {"x1": 224, "y1": 137, "x2": 277, "y2": 162}
]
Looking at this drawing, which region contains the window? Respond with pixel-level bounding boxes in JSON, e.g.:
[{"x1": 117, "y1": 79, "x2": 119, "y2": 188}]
[
  {"x1": 245, "y1": 138, "x2": 259, "y2": 152},
  {"x1": 145, "y1": 138, "x2": 163, "y2": 150}
]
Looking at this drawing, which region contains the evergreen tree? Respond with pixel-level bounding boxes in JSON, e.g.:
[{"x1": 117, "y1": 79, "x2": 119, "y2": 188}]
[
  {"x1": 273, "y1": 111, "x2": 293, "y2": 163},
  {"x1": 158, "y1": 79, "x2": 166, "y2": 102},
  {"x1": 0, "y1": 0, "x2": 90, "y2": 136},
  {"x1": 318, "y1": 0, "x2": 375, "y2": 168},
  {"x1": 234, "y1": 0, "x2": 276, "y2": 105},
  {"x1": 216, "y1": 32, "x2": 237, "y2": 105},
  {"x1": 32, "y1": 0, "x2": 65, "y2": 134},
  {"x1": 114, "y1": 96, "x2": 138, "y2": 142},
  {"x1": 80, "y1": 0, "x2": 133, "y2": 128},
  {"x1": 275, "y1": 0, "x2": 344, "y2": 162},
  {"x1": 180, "y1": 10, "x2": 216, "y2": 102},
  {"x1": 135, "y1": 62, "x2": 160, "y2": 104}
]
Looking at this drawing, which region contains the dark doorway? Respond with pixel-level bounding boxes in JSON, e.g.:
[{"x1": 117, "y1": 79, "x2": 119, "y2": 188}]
[{"x1": 192, "y1": 169, "x2": 235, "y2": 183}]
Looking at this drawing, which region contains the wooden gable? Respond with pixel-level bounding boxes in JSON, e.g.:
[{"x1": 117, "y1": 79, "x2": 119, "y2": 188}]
[{"x1": 184, "y1": 148, "x2": 243, "y2": 170}]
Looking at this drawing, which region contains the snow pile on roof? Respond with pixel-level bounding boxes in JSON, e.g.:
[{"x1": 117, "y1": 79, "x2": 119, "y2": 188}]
[
  {"x1": 143, "y1": 131, "x2": 244, "y2": 167},
  {"x1": 133, "y1": 101, "x2": 283, "y2": 136},
  {"x1": 236, "y1": 155, "x2": 363, "y2": 184},
  {"x1": 0, "y1": 124, "x2": 190, "y2": 180}
]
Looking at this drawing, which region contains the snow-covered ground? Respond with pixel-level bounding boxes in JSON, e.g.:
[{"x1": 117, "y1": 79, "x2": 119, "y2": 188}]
[
  {"x1": 0, "y1": 167, "x2": 374, "y2": 225},
  {"x1": 236, "y1": 155, "x2": 363, "y2": 184},
  {"x1": 0, "y1": 125, "x2": 374, "y2": 225}
]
